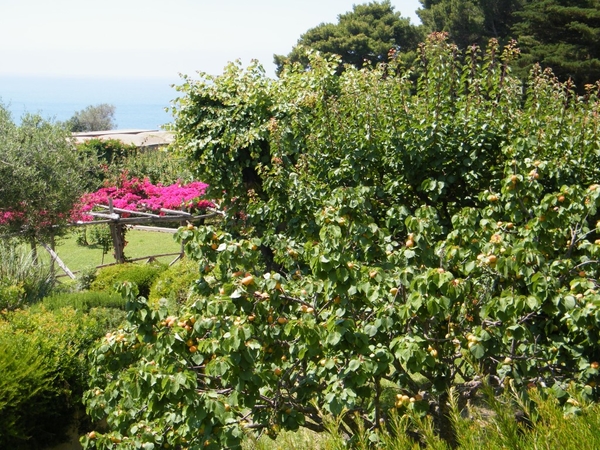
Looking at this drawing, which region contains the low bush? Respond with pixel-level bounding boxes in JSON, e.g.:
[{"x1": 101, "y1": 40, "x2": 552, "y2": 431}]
[
  {"x1": 90, "y1": 262, "x2": 167, "y2": 298},
  {"x1": 38, "y1": 290, "x2": 126, "y2": 312},
  {"x1": 0, "y1": 242, "x2": 55, "y2": 310},
  {"x1": 0, "y1": 305, "x2": 124, "y2": 449},
  {"x1": 148, "y1": 257, "x2": 199, "y2": 311},
  {"x1": 0, "y1": 332, "x2": 53, "y2": 449},
  {"x1": 75, "y1": 266, "x2": 99, "y2": 291}
]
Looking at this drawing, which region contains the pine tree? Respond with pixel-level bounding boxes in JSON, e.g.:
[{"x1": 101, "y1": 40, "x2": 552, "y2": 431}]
[
  {"x1": 512, "y1": 0, "x2": 600, "y2": 89},
  {"x1": 274, "y1": 1, "x2": 423, "y2": 75},
  {"x1": 417, "y1": 0, "x2": 523, "y2": 48}
]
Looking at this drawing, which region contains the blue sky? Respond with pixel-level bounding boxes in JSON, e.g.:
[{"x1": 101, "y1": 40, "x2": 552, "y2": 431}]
[{"x1": 0, "y1": 0, "x2": 422, "y2": 80}]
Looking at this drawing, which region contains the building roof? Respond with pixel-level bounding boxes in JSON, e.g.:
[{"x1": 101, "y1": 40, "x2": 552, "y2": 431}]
[{"x1": 72, "y1": 129, "x2": 174, "y2": 148}]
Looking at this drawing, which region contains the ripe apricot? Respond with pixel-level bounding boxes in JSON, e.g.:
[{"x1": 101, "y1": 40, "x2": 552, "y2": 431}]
[{"x1": 241, "y1": 275, "x2": 254, "y2": 286}]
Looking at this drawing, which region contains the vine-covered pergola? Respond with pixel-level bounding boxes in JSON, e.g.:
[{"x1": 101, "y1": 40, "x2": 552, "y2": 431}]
[
  {"x1": 0, "y1": 178, "x2": 218, "y2": 279},
  {"x1": 75, "y1": 199, "x2": 221, "y2": 263}
]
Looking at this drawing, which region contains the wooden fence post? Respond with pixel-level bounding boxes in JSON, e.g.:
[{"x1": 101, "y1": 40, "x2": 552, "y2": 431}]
[
  {"x1": 39, "y1": 239, "x2": 76, "y2": 280},
  {"x1": 108, "y1": 198, "x2": 126, "y2": 264}
]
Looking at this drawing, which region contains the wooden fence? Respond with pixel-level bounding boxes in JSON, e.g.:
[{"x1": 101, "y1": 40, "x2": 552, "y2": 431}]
[{"x1": 44, "y1": 202, "x2": 224, "y2": 279}]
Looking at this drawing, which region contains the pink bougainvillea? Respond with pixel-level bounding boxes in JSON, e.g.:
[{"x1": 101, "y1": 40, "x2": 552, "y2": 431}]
[
  {"x1": 0, "y1": 210, "x2": 25, "y2": 225},
  {"x1": 72, "y1": 177, "x2": 213, "y2": 222},
  {"x1": 0, "y1": 177, "x2": 212, "y2": 229}
]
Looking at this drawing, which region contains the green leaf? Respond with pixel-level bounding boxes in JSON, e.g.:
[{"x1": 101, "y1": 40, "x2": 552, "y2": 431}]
[
  {"x1": 470, "y1": 343, "x2": 485, "y2": 359},
  {"x1": 348, "y1": 359, "x2": 361, "y2": 372}
]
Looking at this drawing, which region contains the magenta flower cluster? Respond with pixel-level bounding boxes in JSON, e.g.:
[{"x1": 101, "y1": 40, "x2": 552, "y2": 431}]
[
  {"x1": 0, "y1": 210, "x2": 25, "y2": 226},
  {"x1": 73, "y1": 177, "x2": 212, "y2": 222},
  {"x1": 0, "y1": 206, "x2": 68, "y2": 229}
]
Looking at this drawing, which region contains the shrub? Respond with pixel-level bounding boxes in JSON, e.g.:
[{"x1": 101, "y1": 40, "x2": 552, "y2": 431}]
[
  {"x1": 75, "y1": 266, "x2": 99, "y2": 292},
  {"x1": 148, "y1": 257, "x2": 200, "y2": 311},
  {"x1": 90, "y1": 262, "x2": 167, "y2": 298},
  {"x1": 75, "y1": 225, "x2": 113, "y2": 256},
  {"x1": 77, "y1": 138, "x2": 136, "y2": 166},
  {"x1": 37, "y1": 290, "x2": 126, "y2": 312},
  {"x1": 0, "y1": 332, "x2": 53, "y2": 449},
  {"x1": 77, "y1": 139, "x2": 193, "y2": 188},
  {"x1": 117, "y1": 148, "x2": 194, "y2": 186},
  {"x1": 0, "y1": 242, "x2": 55, "y2": 310},
  {"x1": 0, "y1": 305, "x2": 124, "y2": 449}
]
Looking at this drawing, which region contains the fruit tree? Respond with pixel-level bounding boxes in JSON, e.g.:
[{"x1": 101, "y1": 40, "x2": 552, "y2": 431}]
[{"x1": 81, "y1": 34, "x2": 600, "y2": 449}]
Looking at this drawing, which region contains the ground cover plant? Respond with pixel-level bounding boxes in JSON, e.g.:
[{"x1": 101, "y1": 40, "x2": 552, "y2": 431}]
[
  {"x1": 148, "y1": 257, "x2": 201, "y2": 312},
  {"x1": 81, "y1": 34, "x2": 600, "y2": 449}
]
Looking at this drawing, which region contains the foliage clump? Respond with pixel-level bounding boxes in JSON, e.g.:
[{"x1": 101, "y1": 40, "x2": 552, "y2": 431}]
[
  {"x1": 81, "y1": 35, "x2": 600, "y2": 449},
  {"x1": 38, "y1": 290, "x2": 126, "y2": 313},
  {"x1": 0, "y1": 306, "x2": 125, "y2": 449},
  {"x1": 0, "y1": 242, "x2": 54, "y2": 310},
  {"x1": 148, "y1": 258, "x2": 201, "y2": 311},
  {"x1": 90, "y1": 262, "x2": 168, "y2": 299},
  {"x1": 77, "y1": 138, "x2": 194, "y2": 187}
]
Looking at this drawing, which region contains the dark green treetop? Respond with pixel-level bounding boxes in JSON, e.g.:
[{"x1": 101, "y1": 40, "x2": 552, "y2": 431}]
[
  {"x1": 274, "y1": 1, "x2": 423, "y2": 75},
  {"x1": 512, "y1": 0, "x2": 600, "y2": 90},
  {"x1": 417, "y1": 0, "x2": 524, "y2": 48}
]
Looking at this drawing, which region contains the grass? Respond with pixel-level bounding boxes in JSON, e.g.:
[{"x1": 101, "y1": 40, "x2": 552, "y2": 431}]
[
  {"x1": 49, "y1": 227, "x2": 181, "y2": 275},
  {"x1": 243, "y1": 428, "x2": 342, "y2": 450},
  {"x1": 241, "y1": 387, "x2": 600, "y2": 450}
]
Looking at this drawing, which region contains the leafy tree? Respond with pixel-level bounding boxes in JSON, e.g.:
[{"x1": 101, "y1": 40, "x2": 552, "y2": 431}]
[
  {"x1": 417, "y1": 0, "x2": 524, "y2": 48},
  {"x1": 0, "y1": 105, "x2": 94, "y2": 243},
  {"x1": 81, "y1": 36, "x2": 600, "y2": 449},
  {"x1": 76, "y1": 138, "x2": 193, "y2": 187},
  {"x1": 68, "y1": 103, "x2": 116, "y2": 132},
  {"x1": 512, "y1": 0, "x2": 600, "y2": 90},
  {"x1": 274, "y1": 1, "x2": 424, "y2": 74},
  {"x1": 77, "y1": 138, "x2": 137, "y2": 166}
]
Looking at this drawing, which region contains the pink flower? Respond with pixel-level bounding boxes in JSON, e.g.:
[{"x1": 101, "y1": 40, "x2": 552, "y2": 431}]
[{"x1": 71, "y1": 178, "x2": 213, "y2": 221}]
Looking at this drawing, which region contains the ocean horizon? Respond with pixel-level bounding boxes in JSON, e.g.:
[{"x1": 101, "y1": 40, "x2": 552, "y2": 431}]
[{"x1": 0, "y1": 75, "x2": 183, "y2": 130}]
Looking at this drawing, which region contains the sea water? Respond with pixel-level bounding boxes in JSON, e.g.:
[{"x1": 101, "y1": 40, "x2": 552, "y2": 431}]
[{"x1": 0, "y1": 75, "x2": 183, "y2": 130}]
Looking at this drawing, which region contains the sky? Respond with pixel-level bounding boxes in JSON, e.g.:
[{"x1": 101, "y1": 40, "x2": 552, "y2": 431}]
[{"x1": 0, "y1": 0, "x2": 423, "y2": 81}]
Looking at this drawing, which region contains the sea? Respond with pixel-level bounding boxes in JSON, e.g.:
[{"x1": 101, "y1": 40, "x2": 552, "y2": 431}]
[{"x1": 0, "y1": 75, "x2": 183, "y2": 131}]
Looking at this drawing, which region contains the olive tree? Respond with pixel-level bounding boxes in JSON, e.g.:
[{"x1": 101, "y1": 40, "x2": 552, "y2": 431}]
[
  {"x1": 0, "y1": 105, "x2": 95, "y2": 244},
  {"x1": 67, "y1": 103, "x2": 116, "y2": 132}
]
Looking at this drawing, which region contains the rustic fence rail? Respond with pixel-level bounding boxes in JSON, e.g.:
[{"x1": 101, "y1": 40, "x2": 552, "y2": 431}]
[{"x1": 2, "y1": 202, "x2": 224, "y2": 280}]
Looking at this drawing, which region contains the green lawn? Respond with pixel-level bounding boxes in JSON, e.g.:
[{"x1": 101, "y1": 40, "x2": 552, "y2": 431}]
[{"x1": 50, "y1": 227, "x2": 182, "y2": 274}]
